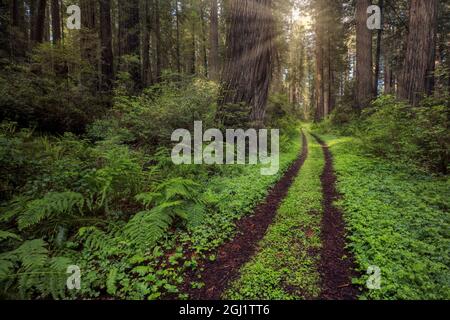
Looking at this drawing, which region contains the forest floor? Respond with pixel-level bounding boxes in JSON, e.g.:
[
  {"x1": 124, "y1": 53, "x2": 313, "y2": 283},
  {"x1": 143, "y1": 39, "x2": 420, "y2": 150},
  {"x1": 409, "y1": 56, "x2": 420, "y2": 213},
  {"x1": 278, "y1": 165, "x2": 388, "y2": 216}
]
[
  {"x1": 183, "y1": 130, "x2": 361, "y2": 300},
  {"x1": 313, "y1": 134, "x2": 359, "y2": 300},
  {"x1": 183, "y1": 132, "x2": 309, "y2": 299},
  {"x1": 180, "y1": 127, "x2": 448, "y2": 300}
]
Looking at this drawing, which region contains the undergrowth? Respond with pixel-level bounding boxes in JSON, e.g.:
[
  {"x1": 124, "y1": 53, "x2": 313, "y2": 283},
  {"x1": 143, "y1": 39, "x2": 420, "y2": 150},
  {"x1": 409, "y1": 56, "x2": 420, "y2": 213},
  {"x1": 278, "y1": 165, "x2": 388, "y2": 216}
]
[{"x1": 319, "y1": 134, "x2": 450, "y2": 300}]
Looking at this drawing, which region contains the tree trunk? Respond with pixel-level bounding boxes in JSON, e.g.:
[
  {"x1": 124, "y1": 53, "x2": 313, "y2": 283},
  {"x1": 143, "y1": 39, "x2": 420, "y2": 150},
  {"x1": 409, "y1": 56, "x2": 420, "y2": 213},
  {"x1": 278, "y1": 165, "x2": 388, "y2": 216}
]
[
  {"x1": 315, "y1": 23, "x2": 324, "y2": 121},
  {"x1": 51, "y1": 0, "x2": 61, "y2": 44},
  {"x1": 80, "y1": 0, "x2": 97, "y2": 87},
  {"x1": 209, "y1": 0, "x2": 219, "y2": 80},
  {"x1": 355, "y1": 0, "x2": 373, "y2": 109},
  {"x1": 11, "y1": 0, "x2": 27, "y2": 57},
  {"x1": 175, "y1": 1, "x2": 181, "y2": 73},
  {"x1": 154, "y1": 0, "x2": 162, "y2": 81},
  {"x1": 219, "y1": 0, "x2": 275, "y2": 127},
  {"x1": 118, "y1": 0, "x2": 141, "y2": 87},
  {"x1": 398, "y1": 0, "x2": 438, "y2": 106},
  {"x1": 374, "y1": 0, "x2": 384, "y2": 97},
  {"x1": 34, "y1": 0, "x2": 47, "y2": 43},
  {"x1": 99, "y1": 0, "x2": 114, "y2": 91},
  {"x1": 142, "y1": 0, "x2": 153, "y2": 86}
]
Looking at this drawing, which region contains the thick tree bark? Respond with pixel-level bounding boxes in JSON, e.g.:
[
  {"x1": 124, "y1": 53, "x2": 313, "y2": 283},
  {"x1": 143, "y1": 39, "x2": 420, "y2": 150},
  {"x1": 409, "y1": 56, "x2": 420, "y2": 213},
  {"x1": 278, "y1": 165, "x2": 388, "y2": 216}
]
[
  {"x1": 209, "y1": 0, "x2": 220, "y2": 80},
  {"x1": 398, "y1": 0, "x2": 438, "y2": 106},
  {"x1": 219, "y1": 0, "x2": 275, "y2": 127},
  {"x1": 355, "y1": 0, "x2": 373, "y2": 109},
  {"x1": 99, "y1": 0, "x2": 114, "y2": 91},
  {"x1": 51, "y1": 0, "x2": 61, "y2": 44}
]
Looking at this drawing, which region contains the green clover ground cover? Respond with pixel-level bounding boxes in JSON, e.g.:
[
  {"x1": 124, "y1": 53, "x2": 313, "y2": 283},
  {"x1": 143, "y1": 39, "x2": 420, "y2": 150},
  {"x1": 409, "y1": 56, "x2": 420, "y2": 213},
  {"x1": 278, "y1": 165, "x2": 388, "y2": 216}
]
[
  {"x1": 320, "y1": 135, "x2": 450, "y2": 300},
  {"x1": 225, "y1": 132, "x2": 324, "y2": 299}
]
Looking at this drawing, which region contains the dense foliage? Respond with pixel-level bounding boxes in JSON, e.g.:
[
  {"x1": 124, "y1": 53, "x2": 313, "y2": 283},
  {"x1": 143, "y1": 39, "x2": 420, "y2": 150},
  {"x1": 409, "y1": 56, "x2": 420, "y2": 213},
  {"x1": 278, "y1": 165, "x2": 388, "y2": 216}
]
[{"x1": 314, "y1": 95, "x2": 449, "y2": 174}]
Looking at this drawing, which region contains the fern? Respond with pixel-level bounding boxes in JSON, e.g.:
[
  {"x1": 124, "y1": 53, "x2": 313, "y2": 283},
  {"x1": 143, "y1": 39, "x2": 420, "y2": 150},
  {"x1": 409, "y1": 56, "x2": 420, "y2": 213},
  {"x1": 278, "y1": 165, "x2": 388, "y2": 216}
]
[
  {"x1": 77, "y1": 226, "x2": 112, "y2": 251},
  {"x1": 0, "y1": 230, "x2": 22, "y2": 242},
  {"x1": 106, "y1": 268, "x2": 118, "y2": 295},
  {"x1": 17, "y1": 192, "x2": 85, "y2": 230},
  {"x1": 123, "y1": 206, "x2": 175, "y2": 249},
  {"x1": 0, "y1": 239, "x2": 73, "y2": 299},
  {"x1": 127, "y1": 178, "x2": 204, "y2": 249}
]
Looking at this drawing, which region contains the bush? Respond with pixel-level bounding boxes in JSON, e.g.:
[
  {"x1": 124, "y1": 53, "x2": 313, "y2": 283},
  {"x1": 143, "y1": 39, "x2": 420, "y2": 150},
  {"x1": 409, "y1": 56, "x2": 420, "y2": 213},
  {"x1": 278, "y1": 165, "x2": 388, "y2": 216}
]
[
  {"x1": 361, "y1": 95, "x2": 449, "y2": 174},
  {"x1": 89, "y1": 75, "x2": 219, "y2": 151}
]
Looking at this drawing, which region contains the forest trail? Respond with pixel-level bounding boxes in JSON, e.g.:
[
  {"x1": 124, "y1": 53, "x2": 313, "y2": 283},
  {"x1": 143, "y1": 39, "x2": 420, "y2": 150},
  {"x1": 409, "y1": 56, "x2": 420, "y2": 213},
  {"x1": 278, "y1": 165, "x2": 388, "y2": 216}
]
[
  {"x1": 313, "y1": 135, "x2": 359, "y2": 300},
  {"x1": 182, "y1": 130, "x2": 359, "y2": 300},
  {"x1": 183, "y1": 132, "x2": 309, "y2": 300}
]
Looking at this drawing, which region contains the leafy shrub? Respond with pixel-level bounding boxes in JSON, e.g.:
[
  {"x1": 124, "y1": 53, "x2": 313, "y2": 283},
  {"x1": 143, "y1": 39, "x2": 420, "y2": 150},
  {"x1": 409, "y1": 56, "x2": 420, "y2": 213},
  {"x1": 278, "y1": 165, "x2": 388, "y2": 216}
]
[{"x1": 361, "y1": 95, "x2": 449, "y2": 174}]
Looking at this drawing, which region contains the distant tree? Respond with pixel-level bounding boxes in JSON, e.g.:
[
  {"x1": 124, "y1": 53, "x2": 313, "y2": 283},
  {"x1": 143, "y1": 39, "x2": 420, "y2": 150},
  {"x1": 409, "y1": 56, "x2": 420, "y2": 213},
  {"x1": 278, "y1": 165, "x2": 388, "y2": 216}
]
[
  {"x1": 209, "y1": 0, "x2": 220, "y2": 80},
  {"x1": 99, "y1": 0, "x2": 114, "y2": 91},
  {"x1": 51, "y1": 0, "x2": 61, "y2": 44}
]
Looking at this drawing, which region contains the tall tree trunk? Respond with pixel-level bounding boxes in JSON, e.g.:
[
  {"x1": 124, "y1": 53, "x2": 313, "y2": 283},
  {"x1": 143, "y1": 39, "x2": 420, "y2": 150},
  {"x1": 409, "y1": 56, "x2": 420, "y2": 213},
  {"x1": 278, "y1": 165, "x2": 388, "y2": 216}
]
[
  {"x1": 51, "y1": 0, "x2": 61, "y2": 44},
  {"x1": 355, "y1": 0, "x2": 373, "y2": 109},
  {"x1": 201, "y1": 4, "x2": 208, "y2": 77},
  {"x1": 11, "y1": 0, "x2": 27, "y2": 57},
  {"x1": 175, "y1": 0, "x2": 181, "y2": 73},
  {"x1": 34, "y1": 0, "x2": 47, "y2": 43},
  {"x1": 154, "y1": 0, "x2": 162, "y2": 81},
  {"x1": 374, "y1": 0, "x2": 384, "y2": 96},
  {"x1": 398, "y1": 0, "x2": 438, "y2": 106},
  {"x1": 219, "y1": 0, "x2": 275, "y2": 127},
  {"x1": 315, "y1": 23, "x2": 324, "y2": 122},
  {"x1": 209, "y1": 0, "x2": 219, "y2": 80},
  {"x1": 119, "y1": 0, "x2": 141, "y2": 87},
  {"x1": 80, "y1": 0, "x2": 97, "y2": 87},
  {"x1": 142, "y1": 0, "x2": 153, "y2": 86},
  {"x1": 99, "y1": 0, "x2": 114, "y2": 91}
]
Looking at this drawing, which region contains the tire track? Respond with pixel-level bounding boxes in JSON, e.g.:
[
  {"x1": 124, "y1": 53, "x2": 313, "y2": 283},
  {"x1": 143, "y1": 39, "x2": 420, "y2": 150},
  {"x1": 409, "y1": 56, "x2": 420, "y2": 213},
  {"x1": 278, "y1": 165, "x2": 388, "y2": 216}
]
[
  {"x1": 183, "y1": 131, "x2": 309, "y2": 300},
  {"x1": 312, "y1": 134, "x2": 359, "y2": 300}
]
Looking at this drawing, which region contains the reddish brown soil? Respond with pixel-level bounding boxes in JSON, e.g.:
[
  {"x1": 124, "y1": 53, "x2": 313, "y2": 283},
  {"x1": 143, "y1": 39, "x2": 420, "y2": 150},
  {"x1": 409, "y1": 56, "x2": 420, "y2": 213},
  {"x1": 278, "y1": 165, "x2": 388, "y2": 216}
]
[
  {"x1": 313, "y1": 135, "x2": 359, "y2": 300},
  {"x1": 183, "y1": 132, "x2": 309, "y2": 300}
]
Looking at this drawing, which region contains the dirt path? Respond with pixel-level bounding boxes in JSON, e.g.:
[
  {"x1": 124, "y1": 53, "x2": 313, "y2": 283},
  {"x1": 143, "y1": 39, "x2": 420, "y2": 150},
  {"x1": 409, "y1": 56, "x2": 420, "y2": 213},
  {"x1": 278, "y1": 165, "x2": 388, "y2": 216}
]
[
  {"x1": 313, "y1": 135, "x2": 359, "y2": 300},
  {"x1": 184, "y1": 132, "x2": 309, "y2": 300}
]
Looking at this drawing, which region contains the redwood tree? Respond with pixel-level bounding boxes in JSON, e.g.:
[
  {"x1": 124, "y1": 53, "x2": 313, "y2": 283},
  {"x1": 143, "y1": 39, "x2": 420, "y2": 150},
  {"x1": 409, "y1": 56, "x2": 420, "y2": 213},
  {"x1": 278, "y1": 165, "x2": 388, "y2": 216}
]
[
  {"x1": 355, "y1": 0, "x2": 373, "y2": 109},
  {"x1": 398, "y1": 0, "x2": 438, "y2": 106},
  {"x1": 219, "y1": 0, "x2": 275, "y2": 127}
]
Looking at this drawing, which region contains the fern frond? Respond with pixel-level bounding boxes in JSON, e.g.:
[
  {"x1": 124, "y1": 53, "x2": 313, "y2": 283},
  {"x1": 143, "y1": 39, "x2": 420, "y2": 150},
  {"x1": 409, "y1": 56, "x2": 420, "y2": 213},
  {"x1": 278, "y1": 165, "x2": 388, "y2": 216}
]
[
  {"x1": 0, "y1": 230, "x2": 22, "y2": 242},
  {"x1": 18, "y1": 192, "x2": 85, "y2": 230},
  {"x1": 13, "y1": 239, "x2": 48, "y2": 270},
  {"x1": 123, "y1": 207, "x2": 174, "y2": 249},
  {"x1": 135, "y1": 192, "x2": 163, "y2": 208},
  {"x1": 77, "y1": 226, "x2": 111, "y2": 251}
]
